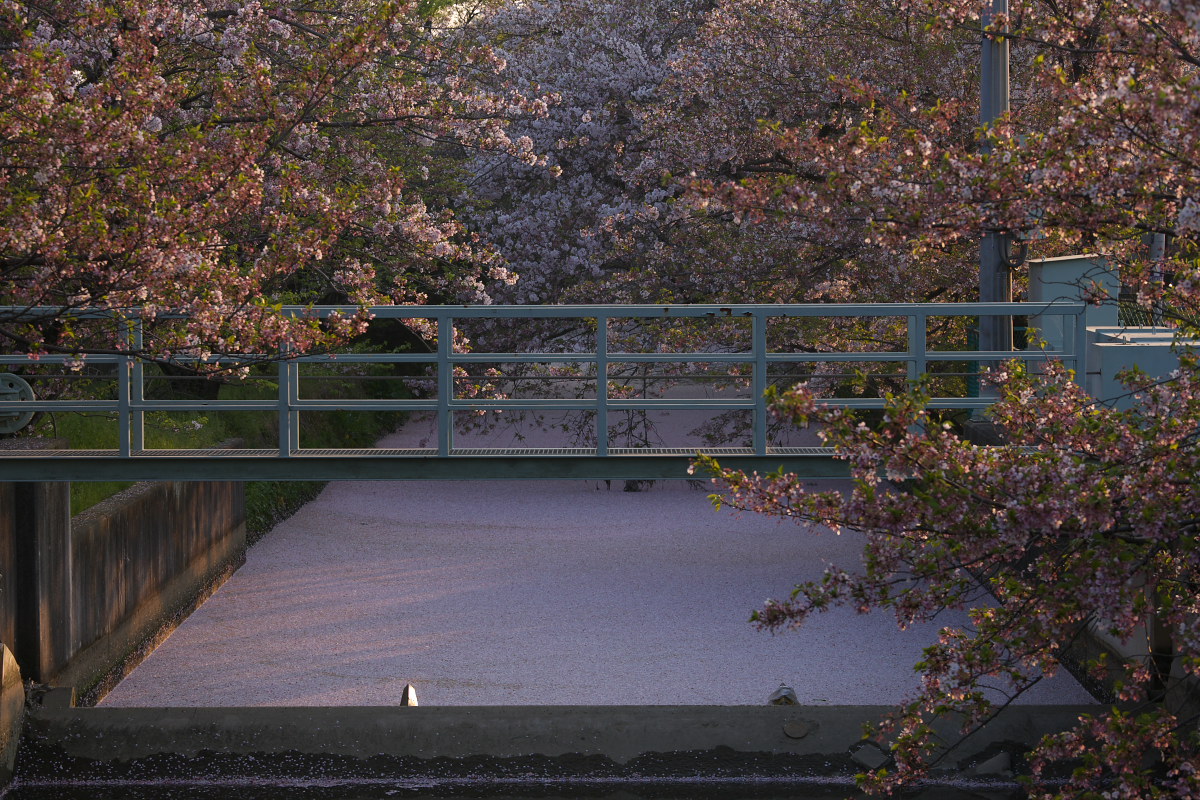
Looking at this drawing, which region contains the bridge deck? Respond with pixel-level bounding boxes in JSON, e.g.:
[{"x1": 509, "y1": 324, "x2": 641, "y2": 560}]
[{"x1": 1, "y1": 446, "x2": 846, "y2": 481}]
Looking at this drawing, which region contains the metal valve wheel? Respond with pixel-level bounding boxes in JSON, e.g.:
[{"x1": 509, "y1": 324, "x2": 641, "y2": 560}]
[{"x1": 0, "y1": 373, "x2": 34, "y2": 434}]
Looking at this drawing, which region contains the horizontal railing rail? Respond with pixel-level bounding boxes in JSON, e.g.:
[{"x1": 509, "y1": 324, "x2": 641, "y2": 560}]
[{"x1": 0, "y1": 302, "x2": 1086, "y2": 481}]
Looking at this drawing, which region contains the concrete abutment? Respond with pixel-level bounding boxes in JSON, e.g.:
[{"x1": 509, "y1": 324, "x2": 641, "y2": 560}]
[
  {"x1": 15, "y1": 703, "x2": 1095, "y2": 795},
  {"x1": 0, "y1": 476, "x2": 245, "y2": 701}
]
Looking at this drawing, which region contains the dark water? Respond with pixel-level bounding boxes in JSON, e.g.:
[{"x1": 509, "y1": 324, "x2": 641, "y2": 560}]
[{"x1": 2, "y1": 780, "x2": 1023, "y2": 799}]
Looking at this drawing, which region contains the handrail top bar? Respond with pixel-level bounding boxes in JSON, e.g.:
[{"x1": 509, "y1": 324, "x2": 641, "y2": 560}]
[
  {"x1": 0, "y1": 348, "x2": 1076, "y2": 367},
  {"x1": 0, "y1": 301, "x2": 1086, "y2": 321}
]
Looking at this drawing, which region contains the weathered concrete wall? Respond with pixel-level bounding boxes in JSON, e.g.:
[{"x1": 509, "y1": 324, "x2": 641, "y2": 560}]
[
  {"x1": 0, "y1": 477, "x2": 244, "y2": 704},
  {"x1": 0, "y1": 438, "x2": 70, "y2": 682},
  {"x1": 17, "y1": 703, "x2": 1097, "y2": 789},
  {"x1": 0, "y1": 484, "x2": 16, "y2": 657},
  {"x1": 13, "y1": 482, "x2": 72, "y2": 685},
  {"x1": 0, "y1": 645, "x2": 22, "y2": 784},
  {"x1": 62, "y1": 481, "x2": 246, "y2": 702}
]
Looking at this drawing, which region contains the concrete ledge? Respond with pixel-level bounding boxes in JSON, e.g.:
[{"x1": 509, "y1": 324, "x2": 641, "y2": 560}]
[{"x1": 18, "y1": 704, "x2": 1095, "y2": 786}]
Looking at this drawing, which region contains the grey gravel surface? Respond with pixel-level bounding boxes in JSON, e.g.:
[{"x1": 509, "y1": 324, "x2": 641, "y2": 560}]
[{"x1": 101, "y1": 414, "x2": 1097, "y2": 707}]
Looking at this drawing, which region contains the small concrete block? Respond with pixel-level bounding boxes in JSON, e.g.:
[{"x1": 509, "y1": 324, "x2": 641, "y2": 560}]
[
  {"x1": 966, "y1": 751, "x2": 1012, "y2": 776},
  {"x1": 39, "y1": 687, "x2": 76, "y2": 710},
  {"x1": 782, "y1": 720, "x2": 814, "y2": 740},
  {"x1": 849, "y1": 740, "x2": 891, "y2": 771},
  {"x1": 768, "y1": 684, "x2": 797, "y2": 705},
  {"x1": 401, "y1": 683, "x2": 418, "y2": 707}
]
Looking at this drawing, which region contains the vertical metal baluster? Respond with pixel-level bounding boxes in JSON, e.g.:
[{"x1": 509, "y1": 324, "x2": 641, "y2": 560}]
[
  {"x1": 277, "y1": 351, "x2": 290, "y2": 458},
  {"x1": 907, "y1": 314, "x2": 927, "y2": 386},
  {"x1": 752, "y1": 311, "x2": 768, "y2": 456},
  {"x1": 596, "y1": 316, "x2": 608, "y2": 457},
  {"x1": 118, "y1": 323, "x2": 131, "y2": 458},
  {"x1": 288, "y1": 359, "x2": 300, "y2": 453},
  {"x1": 908, "y1": 313, "x2": 928, "y2": 434},
  {"x1": 131, "y1": 317, "x2": 144, "y2": 453},
  {"x1": 438, "y1": 315, "x2": 452, "y2": 456}
]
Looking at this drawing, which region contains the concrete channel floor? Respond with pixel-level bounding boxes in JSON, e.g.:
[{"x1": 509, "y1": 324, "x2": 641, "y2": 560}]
[{"x1": 101, "y1": 413, "x2": 1098, "y2": 708}]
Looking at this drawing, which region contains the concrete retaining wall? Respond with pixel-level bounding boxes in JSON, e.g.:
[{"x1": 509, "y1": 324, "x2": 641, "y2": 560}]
[
  {"x1": 0, "y1": 645, "x2": 21, "y2": 784},
  {"x1": 0, "y1": 486, "x2": 16, "y2": 660},
  {"x1": 12, "y1": 482, "x2": 71, "y2": 686},
  {"x1": 16, "y1": 703, "x2": 1096, "y2": 793},
  {"x1": 0, "y1": 477, "x2": 245, "y2": 704},
  {"x1": 63, "y1": 480, "x2": 246, "y2": 702}
]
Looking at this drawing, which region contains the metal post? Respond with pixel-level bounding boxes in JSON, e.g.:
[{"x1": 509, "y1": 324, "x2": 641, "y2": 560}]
[
  {"x1": 980, "y1": 0, "x2": 1009, "y2": 132},
  {"x1": 437, "y1": 316, "x2": 452, "y2": 456},
  {"x1": 907, "y1": 314, "x2": 927, "y2": 385},
  {"x1": 131, "y1": 318, "x2": 144, "y2": 453},
  {"x1": 980, "y1": 0, "x2": 1013, "y2": 356},
  {"x1": 596, "y1": 317, "x2": 608, "y2": 457},
  {"x1": 277, "y1": 354, "x2": 291, "y2": 457},
  {"x1": 118, "y1": 355, "x2": 131, "y2": 458},
  {"x1": 752, "y1": 311, "x2": 768, "y2": 456},
  {"x1": 908, "y1": 312, "x2": 929, "y2": 434},
  {"x1": 288, "y1": 359, "x2": 300, "y2": 452}
]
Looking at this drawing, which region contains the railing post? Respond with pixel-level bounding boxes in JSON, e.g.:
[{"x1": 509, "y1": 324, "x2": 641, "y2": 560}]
[
  {"x1": 118, "y1": 352, "x2": 131, "y2": 458},
  {"x1": 596, "y1": 316, "x2": 608, "y2": 457},
  {"x1": 131, "y1": 317, "x2": 144, "y2": 453},
  {"x1": 907, "y1": 314, "x2": 927, "y2": 386},
  {"x1": 438, "y1": 315, "x2": 452, "y2": 456},
  {"x1": 277, "y1": 350, "x2": 296, "y2": 457},
  {"x1": 752, "y1": 311, "x2": 768, "y2": 456},
  {"x1": 288, "y1": 359, "x2": 300, "y2": 453}
]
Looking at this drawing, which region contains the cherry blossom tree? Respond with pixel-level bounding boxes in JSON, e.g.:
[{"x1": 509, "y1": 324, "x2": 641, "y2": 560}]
[
  {"x1": 685, "y1": 0, "x2": 1198, "y2": 281},
  {"x1": 454, "y1": 0, "x2": 967, "y2": 452},
  {"x1": 456, "y1": 0, "x2": 1018, "y2": 439},
  {"x1": 637, "y1": 0, "x2": 991, "y2": 306},
  {"x1": 0, "y1": 0, "x2": 543, "y2": 361},
  {"x1": 457, "y1": 0, "x2": 713, "y2": 306},
  {"x1": 700, "y1": 0, "x2": 1200, "y2": 795},
  {"x1": 461, "y1": 0, "x2": 985, "y2": 310}
]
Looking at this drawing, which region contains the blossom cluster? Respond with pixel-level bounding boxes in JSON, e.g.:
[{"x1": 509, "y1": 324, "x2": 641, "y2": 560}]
[{"x1": 0, "y1": 0, "x2": 544, "y2": 361}]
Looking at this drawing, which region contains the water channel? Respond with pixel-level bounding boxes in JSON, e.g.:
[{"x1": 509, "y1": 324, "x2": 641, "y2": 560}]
[{"x1": 4, "y1": 780, "x2": 1025, "y2": 799}]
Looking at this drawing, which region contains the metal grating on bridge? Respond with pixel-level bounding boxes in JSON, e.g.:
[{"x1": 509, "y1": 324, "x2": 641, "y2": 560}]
[
  {"x1": 0, "y1": 447, "x2": 850, "y2": 482},
  {"x1": 7, "y1": 445, "x2": 837, "y2": 458},
  {"x1": 283, "y1": 448, "x2": 436, "y2": 457},
  {"x1": 141, "y1": 448, "x2": 286, "y2": 457}
]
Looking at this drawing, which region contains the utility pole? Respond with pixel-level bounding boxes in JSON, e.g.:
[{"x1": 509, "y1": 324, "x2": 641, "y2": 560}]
[{"x1": 979, "y1": 0, "x2": 1012, "y2": 354}]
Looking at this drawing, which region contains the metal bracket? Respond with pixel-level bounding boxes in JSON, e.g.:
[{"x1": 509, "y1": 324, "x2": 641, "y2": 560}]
[{"x1": 0, "y1": 373, "x2": 34, "y2": 434}]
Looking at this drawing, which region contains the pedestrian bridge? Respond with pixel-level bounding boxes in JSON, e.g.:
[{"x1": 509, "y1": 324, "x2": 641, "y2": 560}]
[{"x1": 0, "y1": 302, "x2": 1086, "y2": 481}]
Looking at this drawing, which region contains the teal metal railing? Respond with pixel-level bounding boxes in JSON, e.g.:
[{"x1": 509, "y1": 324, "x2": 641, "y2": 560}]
[{"x1": 0, "y1": 302, "x2": 1086, "y2": 481}]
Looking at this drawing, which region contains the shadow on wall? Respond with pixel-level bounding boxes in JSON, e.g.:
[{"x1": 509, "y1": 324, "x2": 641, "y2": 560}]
[{"x1": 0, "y1": 457, "x2": 245, "y2": 706}]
